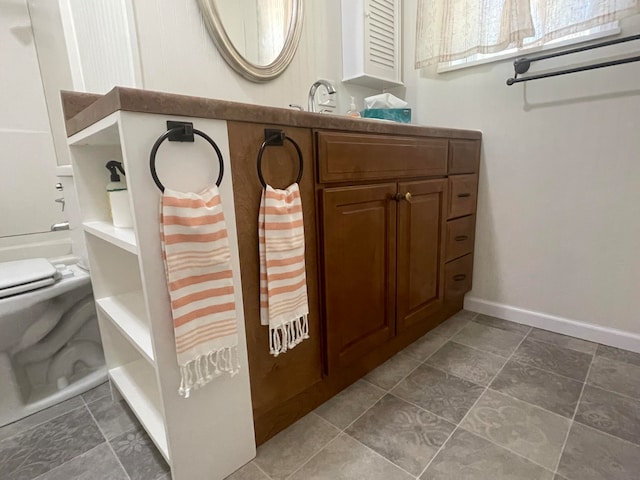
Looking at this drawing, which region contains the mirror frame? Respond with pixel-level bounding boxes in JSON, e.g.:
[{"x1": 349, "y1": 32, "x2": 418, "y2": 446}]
[{"x1": 197, "y1": 0, "x2": 304, "y2": 82}]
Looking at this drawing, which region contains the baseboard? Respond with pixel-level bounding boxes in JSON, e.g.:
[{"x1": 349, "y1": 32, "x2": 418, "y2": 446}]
[{"x1": 464, "y1": 296, "x2": 640, "y2": 354}]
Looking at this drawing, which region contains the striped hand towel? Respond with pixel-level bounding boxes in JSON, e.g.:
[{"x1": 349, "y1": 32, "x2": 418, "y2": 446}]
[
  {"x1": 259, "y1": 183, "x2": 309, "y2": 356},
  {"x1": 160, "y1": 185, "x2": 239, "y2": 398}
]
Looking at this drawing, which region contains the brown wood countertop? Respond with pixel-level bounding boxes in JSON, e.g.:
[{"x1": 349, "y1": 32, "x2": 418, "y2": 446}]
[{"x1": 61, "y1": 87, "x2": 482, "y2": 140}]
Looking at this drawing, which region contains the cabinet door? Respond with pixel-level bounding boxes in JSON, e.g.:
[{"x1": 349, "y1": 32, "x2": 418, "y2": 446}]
[
  {"x1": 397, "y1": 179, "x2": 448, "y2": 331},
  {"x1": 322, "y1": 183, "x2": 397, "y2": 371}
]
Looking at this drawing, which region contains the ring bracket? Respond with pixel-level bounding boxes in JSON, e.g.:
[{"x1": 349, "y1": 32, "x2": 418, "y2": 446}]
[
  {"x1": 167, "y1": 121, "x2": 195, "y2": 142},
  {"x1": 264, "y1": 128, "x2": 285, "y2": 146}
]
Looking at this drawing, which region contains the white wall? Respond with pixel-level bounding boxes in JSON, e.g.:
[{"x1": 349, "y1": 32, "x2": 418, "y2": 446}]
[
  {"x1": 0, "y1": 0, "x2": 66, "y2": 240},
  {"x1": 131, "y1": 0, "x2": 380, "y2": 112},
  {"x1": 398, "y1": 1, "x2": 640, "y2": 337}
]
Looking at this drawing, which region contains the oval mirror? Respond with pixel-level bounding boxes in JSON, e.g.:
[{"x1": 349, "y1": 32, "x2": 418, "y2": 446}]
[{"x1": 197, "y1": 0, "x2": 304, "y2": 82}]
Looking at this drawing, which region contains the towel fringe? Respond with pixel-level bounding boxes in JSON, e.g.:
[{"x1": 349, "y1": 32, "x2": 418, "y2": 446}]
[
  {"x1": 179, "y1": 345, "x2": 240, "y2": 398},
  {"x1": 269, "y1": 315, "x2": 309, "y2": 356}
]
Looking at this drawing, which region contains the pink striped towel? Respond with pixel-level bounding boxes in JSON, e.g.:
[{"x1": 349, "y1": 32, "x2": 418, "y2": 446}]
[
  {"x1": 258, "y1": 183, "x2": 309, "y2": 356},
  {"x1": 160, "y1": 185, "x2": 239, "y2": 398}
]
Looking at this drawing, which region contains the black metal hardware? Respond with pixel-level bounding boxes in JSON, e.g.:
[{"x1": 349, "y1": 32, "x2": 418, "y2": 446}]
[
  {"x1": 256, "y1": 129, "x2": 303, "y2": 188},
  {"x1": 149, "y1": 121, "x2": 224, "y2": 192},
  {"x1": 167, "y1": 121, "x2": 194, "y2": 142},
  {"x1": 457, "y1": 193, "x2": 471, "y2": 198},
  {"x1": 454, "y1": 235, "x2": 469, "y2": 241},
  {"x1": 507, "y1": 34, "x2": 640, "y2": 85},
  {"x1": 453, "y1": 274, "x2": 467, "y2": 281}
]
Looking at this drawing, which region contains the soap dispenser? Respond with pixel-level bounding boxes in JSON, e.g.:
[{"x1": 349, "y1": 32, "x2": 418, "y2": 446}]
[
  {"x1": 346, "y1": 96, "x2": 361, "y2": 118},
  {"x1": 105, "y1": 160, "x2": 133, "y2": 228}
]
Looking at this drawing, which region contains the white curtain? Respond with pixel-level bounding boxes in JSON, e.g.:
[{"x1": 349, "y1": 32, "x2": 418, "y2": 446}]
[{"x1": 415, "y1": 0, "x2": 640, "y2": 68}]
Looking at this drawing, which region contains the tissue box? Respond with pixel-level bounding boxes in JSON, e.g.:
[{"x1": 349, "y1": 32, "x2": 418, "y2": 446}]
[{"x1": 362, "y1": 108, "x2": 411, "y2": 123}]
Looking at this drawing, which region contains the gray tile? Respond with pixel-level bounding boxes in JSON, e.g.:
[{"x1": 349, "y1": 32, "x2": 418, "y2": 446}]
[
  {"x1": 473, "y1": 314, "x2": 531, "y2": 335},
  {"x1": 346, "y1": 394, "x2": 455, "y2": 475},
  {"x1": 426, "y1": 341, "x2": 506, "y2": 386},
  {"x1": 35, "y1": 443, "x2": 127, "y2": 480},
  {"x1": 0, "y1": 396, "x2": 84, "y2": 442},
  {"x1": 421, "y1": 429, "x2": 553, "y2": 480},
  {"x1": 111, "y1": 426, "x2": 169, "y2": 480},
  {"x1": 596, "y1": 344, "x2": 640, "y2": 367},
  {"x1": 82, "y1": 382, "x2": 112, "y2": 405},
  {"x1": 490, "y1": 360, "x2": 583, "y2": 418},
  {"x1": 364, "y1": 352, "x2": 421, "y2": 390},
  {"x1": 527, "y1": 329, "x2": 597, "y2": 354},
  {"x1": 402, "y1": 332, "x2": 448, "y2": 361},
  {"x1": 452, "y1": 309, "x2": 478, "y2": 320},
  {"x1": 314, "y1": 380, "x2": 385, "y2": 429},
  {"x1": 225, "y1": 462, "x2": 269, "y2": 480},
  {"x1": 0, "y1": 406, "x2": 104, "y2": 480},
  {"x1": 557, "y1": 422, "x2": 640, "y2": 480},
  {"x1": 512, "y1": 339, "x2": 592, "y2": 381},
  {"x1": 430, "y1": 314, "x2": 471, "y2": 338},
  {"x1": 289, "y1": 433, "x2": 413, "y2": 480},
  {"x1": 392, "y1": 364, "x2": 484, "y2": 423},
  {"x1": 587, "y1": 355, "x2": 640, "y2": 399},
  {"x1": 453, "y1": 322, "x2": 524, "y2": 357},
  {"x1": 87, "y1": 396, "x2": 141, "y2": 440},
  {"x1": 460, "y1": 389, "x2": 570, "y2": 470},
  {"x1": 255, "y1": 413, "x2": 340, "y2": 480},
  {"x1": 575, "y1": 384, "x2": 640, "y2": 445}
]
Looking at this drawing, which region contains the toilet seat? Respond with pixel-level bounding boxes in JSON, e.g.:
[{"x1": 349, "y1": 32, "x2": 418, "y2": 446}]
[{"x1": 0, "y1": 259, "x2": 59, "y2": 299}]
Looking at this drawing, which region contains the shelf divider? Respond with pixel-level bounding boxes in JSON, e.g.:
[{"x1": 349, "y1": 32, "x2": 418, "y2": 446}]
[
  {"x1": 96, "y1": 292, "x2": 154, "y2": 364},
  {"x1": 84, "y1": 221, "x2": 138, "y2": 255},
  {"x1": 109, "y1": 360, "x2": 169, "y2": 463}
]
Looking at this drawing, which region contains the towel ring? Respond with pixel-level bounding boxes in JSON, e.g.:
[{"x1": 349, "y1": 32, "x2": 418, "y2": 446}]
[
  {"x1": 256, "y1": 129, "x2": 303, "y2": 188},
  {"x1": 149, "y1": 123, "x2": 224, "y2": 193}
]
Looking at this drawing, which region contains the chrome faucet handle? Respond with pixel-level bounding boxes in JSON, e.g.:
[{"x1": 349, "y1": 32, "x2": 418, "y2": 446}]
[
  {"x1": 289, "y1": 104, "x2": 304, "y2": 111},
  {"x1": 55, "y1": 197, "x2": 65, "y2": 212}
]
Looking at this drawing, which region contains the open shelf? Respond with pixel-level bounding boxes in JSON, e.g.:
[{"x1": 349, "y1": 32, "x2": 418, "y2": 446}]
[
  {"x1": 84, "y1": 221, "x2": 137, "y2": 255},
  {"x1": 97, "y1": 292, "x2": 154, "y2": 364},
  {"x1": 110, "y1": 359, "x2": 169, "y2": 463},
  {"x1": 68, "y1": 113, "x2": 120, "y2": 146}
]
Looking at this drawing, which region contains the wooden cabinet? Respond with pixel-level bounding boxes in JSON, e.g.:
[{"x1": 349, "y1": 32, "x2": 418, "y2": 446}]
[
  {"x1": 321, "y1": 177, "x2": 450, "y2": 370},
  {"x1": 396, "y1": 179, "x2": 448, "y2": 332},
  {"x1": 322, "y1": 184, "x2": 397, "y2": 371}
]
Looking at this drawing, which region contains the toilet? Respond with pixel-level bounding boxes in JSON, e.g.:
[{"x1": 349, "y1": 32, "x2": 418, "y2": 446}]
[{"x1": 0, "y1": 258, "x2": 107, "y2": 427}]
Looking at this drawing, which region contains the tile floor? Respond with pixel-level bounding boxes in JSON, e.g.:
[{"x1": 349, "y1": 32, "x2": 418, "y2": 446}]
[
  {"x1": 2, "y1": 311, "x2": 640, "y2": 480},
  {"x1": 0, "y1": 382, "x2": 170, "y2": 480}
]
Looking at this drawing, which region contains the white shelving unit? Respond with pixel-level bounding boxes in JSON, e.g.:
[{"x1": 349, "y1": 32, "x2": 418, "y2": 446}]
[{"x1": 68, "y1": 110, "x2": 255, "y2": 480}]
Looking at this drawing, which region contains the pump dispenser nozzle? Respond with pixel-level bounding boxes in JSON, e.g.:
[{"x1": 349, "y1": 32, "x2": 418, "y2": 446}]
[{"x1": 105, "y1": 161, "x2": 126, "y2": 182}]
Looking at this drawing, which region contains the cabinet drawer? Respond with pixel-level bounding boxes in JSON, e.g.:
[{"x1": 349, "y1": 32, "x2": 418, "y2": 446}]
[
  {"x1": 448, "y1": 139, "x2": 480, "y2": 174},
  {"x1": 446, "y1": 215, "x2": 475, "y2": 262},
  {"x1": 445, "y1": 254, "x2": 473, "y2": 299},
  {"x1": 317, "y1": 131, "x2": 448, "y2": 183},
  {"x1": 448, "y1": 174, "x2": 478, "y2": 219}
]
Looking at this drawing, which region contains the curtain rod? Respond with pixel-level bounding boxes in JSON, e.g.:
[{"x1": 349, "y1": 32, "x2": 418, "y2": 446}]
[{"x1": 506, "y1": 33, "x2": 640, "y2": 85}]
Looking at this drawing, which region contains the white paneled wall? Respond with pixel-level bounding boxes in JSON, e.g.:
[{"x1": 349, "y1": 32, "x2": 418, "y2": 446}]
[
  {"x1": 60, "y1": 0, "x2": 142, "y2": 93},
  {"x1": 132, "y1": 0, "x2": 380, "y2": 112}
]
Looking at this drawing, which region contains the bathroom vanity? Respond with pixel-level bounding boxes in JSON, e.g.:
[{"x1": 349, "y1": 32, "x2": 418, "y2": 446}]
[{"x1": 62, "y1": 87, "x2": 480, "y2": 479}]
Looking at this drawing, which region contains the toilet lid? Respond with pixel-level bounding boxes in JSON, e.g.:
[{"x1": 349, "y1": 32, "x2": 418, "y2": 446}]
[{"x1": 0, "y1": 259, "x2": 59, "y2": 298}]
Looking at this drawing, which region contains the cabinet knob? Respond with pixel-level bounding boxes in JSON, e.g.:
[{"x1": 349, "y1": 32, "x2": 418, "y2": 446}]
[
  {"x1": 395, "y1": 192, "x2": 412, "y2": 202},
  {"x1": 454, "y1": 235, "x2": 469, "y2": 241}
]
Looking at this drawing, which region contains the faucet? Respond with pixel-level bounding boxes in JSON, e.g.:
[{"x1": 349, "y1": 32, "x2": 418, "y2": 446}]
[{"x1": 308, "y1": 79, "x2": 336, "y2": 113}]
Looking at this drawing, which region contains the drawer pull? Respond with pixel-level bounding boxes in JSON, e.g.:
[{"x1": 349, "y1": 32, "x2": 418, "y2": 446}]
[
  {"x1": 457, "y1": 193, "x2": 471, "y2": 198},
  {"x1": 454, "y1": 235, "x2": 469, "y2": 241},
  {"x1": 453, "y1": 274, "x2": 467, "y2": 281}
]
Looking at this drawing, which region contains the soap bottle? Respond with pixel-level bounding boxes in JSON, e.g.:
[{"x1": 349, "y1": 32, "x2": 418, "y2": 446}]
[
  {"x1": 346, "y1": 96, "x2": 361, "y2": 118},
  {"x1": 105, "y1": 161, "x2": 134, "y2": 228}
]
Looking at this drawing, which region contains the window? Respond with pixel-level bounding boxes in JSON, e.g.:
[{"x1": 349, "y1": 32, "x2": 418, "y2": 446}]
[{"x1": 415, "y1": 0, "x2": 640, "y2": 71}]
